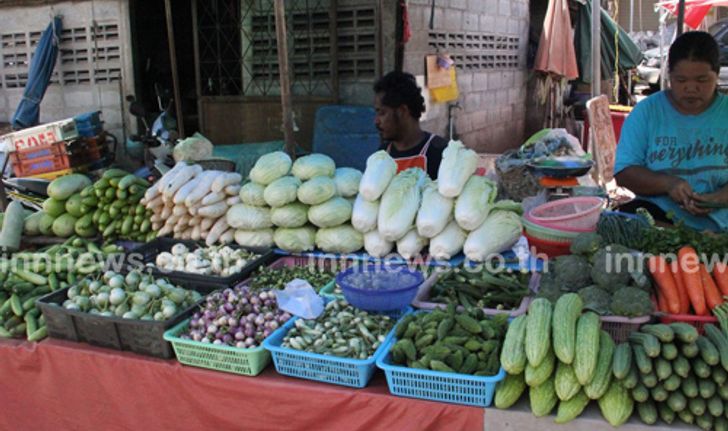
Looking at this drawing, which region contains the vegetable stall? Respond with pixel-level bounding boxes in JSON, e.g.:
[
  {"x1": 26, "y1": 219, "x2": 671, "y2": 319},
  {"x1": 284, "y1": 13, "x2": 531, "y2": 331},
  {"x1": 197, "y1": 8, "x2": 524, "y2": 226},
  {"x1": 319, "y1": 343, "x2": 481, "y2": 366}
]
[{"x1": 1, "y1": 138, "x2": 727, "y2": 431}]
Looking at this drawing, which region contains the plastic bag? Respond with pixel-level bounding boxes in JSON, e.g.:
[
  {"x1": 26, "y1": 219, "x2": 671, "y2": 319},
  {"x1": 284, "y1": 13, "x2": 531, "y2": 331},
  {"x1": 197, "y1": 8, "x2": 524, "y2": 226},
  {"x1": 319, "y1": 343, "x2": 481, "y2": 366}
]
[{"x1": 274, "y1": 279, "x2": 324, "y2": 319}]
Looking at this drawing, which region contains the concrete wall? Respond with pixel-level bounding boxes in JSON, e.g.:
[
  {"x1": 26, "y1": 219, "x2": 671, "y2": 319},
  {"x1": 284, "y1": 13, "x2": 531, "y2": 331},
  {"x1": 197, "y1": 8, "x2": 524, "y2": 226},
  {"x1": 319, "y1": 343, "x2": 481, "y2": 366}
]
[
  {"x1": 401, "y1": 0, "x2": 530, "y2": 153},
  {"x1": 0, "y1": 0, "x2": 134, "y2": 143}
]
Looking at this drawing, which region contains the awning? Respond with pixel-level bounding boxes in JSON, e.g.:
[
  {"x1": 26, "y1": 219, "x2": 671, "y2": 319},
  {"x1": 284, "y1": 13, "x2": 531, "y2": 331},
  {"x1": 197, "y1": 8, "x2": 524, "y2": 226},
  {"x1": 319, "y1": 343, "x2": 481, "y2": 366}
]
[
  {"x1": 657, "y1": 0, "x2": 728, "y2": 29},
  {"x1": 11, "y1": 16, "x2": 63, "y2": 130},
  {"x1": 574, "y1": 2, "x2": 643, "y2": 84}
]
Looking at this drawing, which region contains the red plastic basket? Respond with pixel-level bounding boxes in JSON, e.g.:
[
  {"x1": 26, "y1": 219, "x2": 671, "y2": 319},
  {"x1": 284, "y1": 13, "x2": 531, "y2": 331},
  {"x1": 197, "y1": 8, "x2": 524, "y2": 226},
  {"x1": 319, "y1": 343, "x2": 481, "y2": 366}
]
[
  {"x1": 659, "y1": 313, "x2": 717, "y2": 334},
  {"x1": 524, "y1": 231, "x2": 571, "y2": 258},
  {"x1": 601, "y1": 315, "x2": 653, "y2": 342},
  {"x1": 527, "y1": 197, "x2": 604, "y2": 230}
]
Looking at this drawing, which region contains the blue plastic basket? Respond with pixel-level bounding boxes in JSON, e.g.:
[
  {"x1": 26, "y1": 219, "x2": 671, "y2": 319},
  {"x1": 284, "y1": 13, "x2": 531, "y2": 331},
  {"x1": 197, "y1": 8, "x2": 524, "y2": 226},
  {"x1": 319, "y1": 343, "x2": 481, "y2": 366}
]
[
  {"x1": 262, "y1": 308, "x2": 411, "y2": 388},
  {"x1": 336, "y1": 265, "x2": 424, "y2": 312},
  {"x1": 376, "y1": 337, "x2": 506, "y2": 407}
]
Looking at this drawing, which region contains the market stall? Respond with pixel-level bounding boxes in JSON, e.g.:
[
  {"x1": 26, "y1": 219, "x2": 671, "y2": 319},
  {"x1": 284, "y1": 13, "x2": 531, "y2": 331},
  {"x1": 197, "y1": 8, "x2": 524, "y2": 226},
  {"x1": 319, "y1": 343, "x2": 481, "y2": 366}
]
[{"x1": 1, "y1": 134, "x2": 728, "y2": 431}]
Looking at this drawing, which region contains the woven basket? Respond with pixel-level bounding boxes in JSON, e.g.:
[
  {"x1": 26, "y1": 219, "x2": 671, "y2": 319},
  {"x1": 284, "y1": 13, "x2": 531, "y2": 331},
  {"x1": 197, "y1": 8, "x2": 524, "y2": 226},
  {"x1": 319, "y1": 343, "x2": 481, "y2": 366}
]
[
  {"x1": 495, "y1": 163, "x2": 541, "y2": 201},
  {"x1": 197, "y1": 158, "x2": 236, "y2": 172}
]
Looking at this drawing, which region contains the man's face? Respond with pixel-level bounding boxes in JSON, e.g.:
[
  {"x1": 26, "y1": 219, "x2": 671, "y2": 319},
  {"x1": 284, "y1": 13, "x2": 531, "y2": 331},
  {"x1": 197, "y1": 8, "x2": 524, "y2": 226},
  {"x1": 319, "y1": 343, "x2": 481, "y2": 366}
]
[
  {"x1": 669, "y1": 59, "x2": 718, "y2": 115},
  {"x1": 374, "y1": 93, "x2": 403, "y2": 141}
]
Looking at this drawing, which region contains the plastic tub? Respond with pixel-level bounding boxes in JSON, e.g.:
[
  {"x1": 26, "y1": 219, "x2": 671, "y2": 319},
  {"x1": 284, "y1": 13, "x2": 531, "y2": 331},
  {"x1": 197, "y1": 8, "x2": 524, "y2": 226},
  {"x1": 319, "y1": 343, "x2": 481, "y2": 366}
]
[
  {"x1": 524, "y1": 232, "x2": 572, "y2": 258},
  {"x1": 527, "y1": 197, "x2": 604, "y2": 230},
  {"x1": 164, "y1": 319, "x2": 271, "y2": 376},
  {"x1": 522, "y1": 217, "x2": 587, "y2": 244},
  {"x1": 336, "y1": 265, "x2": 424, "y2": 312}
]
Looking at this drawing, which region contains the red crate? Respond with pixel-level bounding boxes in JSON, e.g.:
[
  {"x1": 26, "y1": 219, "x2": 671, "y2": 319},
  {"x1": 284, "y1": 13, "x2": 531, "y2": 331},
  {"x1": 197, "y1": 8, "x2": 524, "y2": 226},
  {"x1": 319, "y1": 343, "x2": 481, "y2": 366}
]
[{"x1": 11, "y1": 152, "x2": 72, "y2": 177}]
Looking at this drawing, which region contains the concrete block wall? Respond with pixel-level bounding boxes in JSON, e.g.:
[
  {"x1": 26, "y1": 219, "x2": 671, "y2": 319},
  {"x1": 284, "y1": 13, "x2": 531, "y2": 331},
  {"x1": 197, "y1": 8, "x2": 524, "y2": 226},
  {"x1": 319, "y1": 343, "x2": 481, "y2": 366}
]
[
  {"x1": 0, "y1": 0, "x2": 134, "y2": 145},
  {"x1": 402, "y1": 0, "x2": 530, "y2": 153}
]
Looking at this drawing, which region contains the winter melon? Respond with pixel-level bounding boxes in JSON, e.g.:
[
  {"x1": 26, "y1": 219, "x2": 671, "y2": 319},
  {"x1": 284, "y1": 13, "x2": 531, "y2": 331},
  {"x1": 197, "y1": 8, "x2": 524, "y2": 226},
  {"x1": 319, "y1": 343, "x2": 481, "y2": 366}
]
[
  {"x1": 52, "y1": 213, "x2": 78, "y2": 238},
  {"x1": 65, "y1": 193, "x2": 84, "y2": 217},
  {"x1": 47, "y1": 174, "x2": 92, "y2": 200},
  {"x1": 43, "y1": 198, "x2": 67, "y2": 217}
]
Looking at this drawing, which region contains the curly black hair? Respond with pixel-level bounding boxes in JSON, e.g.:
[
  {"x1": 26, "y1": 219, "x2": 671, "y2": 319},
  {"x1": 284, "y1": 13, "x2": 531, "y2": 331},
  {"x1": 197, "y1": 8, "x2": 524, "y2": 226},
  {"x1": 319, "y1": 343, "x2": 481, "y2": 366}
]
[
  {"x1": 668, "y1": 31, "x2": 720, "y2": 74},
  {"x1": 373, "y1": 71, "x2": 426, "y2": 120}
]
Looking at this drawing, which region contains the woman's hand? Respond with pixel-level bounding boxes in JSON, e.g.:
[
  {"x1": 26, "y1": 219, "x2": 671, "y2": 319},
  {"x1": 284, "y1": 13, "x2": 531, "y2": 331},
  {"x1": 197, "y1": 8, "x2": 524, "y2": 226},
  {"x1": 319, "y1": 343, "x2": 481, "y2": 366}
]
[{"x1": 668, "y1": 178, "x2": 711, "y2": 216}]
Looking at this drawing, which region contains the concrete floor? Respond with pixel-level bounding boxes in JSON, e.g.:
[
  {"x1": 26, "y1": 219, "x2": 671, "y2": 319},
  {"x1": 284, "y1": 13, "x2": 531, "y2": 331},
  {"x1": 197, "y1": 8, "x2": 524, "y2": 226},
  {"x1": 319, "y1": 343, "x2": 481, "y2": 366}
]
[{"x1": 483, "y1": 398, "x2": 695, "y2": 431}]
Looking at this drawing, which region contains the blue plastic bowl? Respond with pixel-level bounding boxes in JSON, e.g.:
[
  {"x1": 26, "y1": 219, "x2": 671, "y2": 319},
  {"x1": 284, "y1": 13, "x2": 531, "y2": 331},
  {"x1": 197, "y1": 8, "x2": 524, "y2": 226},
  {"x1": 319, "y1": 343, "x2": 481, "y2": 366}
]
[{"x1": 336, "y1": 264, "x2": 424, "y2": 312}]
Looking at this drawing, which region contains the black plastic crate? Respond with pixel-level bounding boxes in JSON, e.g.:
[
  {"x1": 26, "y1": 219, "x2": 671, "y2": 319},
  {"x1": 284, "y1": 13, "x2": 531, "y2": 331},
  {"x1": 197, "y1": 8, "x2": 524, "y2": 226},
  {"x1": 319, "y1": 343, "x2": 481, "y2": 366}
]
[
  {"x1": 126, "y1": 238, "x2": 276, "y2": 290},
  {"x1": 36, "y1": 276, "x2": 225, "y2": 358}
]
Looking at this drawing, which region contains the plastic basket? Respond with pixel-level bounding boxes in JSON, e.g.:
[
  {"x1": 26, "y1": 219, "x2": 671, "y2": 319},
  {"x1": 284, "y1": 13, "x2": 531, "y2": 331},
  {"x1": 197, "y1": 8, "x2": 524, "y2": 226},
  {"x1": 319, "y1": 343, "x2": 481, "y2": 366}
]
[
  {"x1": 527, "y1": 197, "x2": 604, "y2": 230},
  {"x1": 411, "y1": 271, "x2": 533, "y2": 317},
  {"x1": 336, "y1": 265, "x2": 424, "y2": 312},
  {"x1": 522, "y1": 218, "x2": 583, "y2": 245},
  {"x1": 601, "y1": 315, "x2": 653, "y2": 342},
  {"x1": 163, "y1": 319, "x2": 271, "y2": 376},
  {"x1": 36, "y1": 276, "x2": 226, "y2": 358},
  {"x1": 659, "y1": 313, "x2": 718, "y2": 334},
  {"x1": 239, "y1": 256, "x2": 347, "y2": 292},
  {"x1": 376, "y1": 337, "x2": 506, "y2": 407},
  {"x1": 262, "y1": 308, "x2": 409, "y2": 388},
  {"x1": 524, "y1": 231, "x2": 572, "y2": 257},
  {"x1": 128, "y1": 238, "x2": 275, "y2": 290}
]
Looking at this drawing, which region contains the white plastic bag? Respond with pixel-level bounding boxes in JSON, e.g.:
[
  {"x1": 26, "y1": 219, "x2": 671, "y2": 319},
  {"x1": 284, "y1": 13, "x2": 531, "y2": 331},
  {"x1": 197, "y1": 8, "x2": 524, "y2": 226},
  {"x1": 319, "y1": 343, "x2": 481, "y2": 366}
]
[
  {"x1": 274, "y1": 279, "x2": 324, "y2": 319},
  {"x1": 416, "y1": 180, "x2": 453, "y2": 238}
]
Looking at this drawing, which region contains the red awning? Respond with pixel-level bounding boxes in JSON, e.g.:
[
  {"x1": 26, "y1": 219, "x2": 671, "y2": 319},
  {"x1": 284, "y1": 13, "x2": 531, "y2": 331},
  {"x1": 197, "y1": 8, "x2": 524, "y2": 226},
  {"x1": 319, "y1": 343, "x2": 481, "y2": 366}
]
[{"x1": 657, "y1": 0, "x2": 728, "y2": 29}]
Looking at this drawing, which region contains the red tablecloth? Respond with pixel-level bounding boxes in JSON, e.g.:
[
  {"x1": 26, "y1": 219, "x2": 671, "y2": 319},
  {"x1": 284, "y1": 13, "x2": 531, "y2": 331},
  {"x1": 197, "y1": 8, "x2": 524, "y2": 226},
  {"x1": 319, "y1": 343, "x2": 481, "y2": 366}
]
[{"x1": 0, "y1": 339, "x2": 484, "y2": 431}]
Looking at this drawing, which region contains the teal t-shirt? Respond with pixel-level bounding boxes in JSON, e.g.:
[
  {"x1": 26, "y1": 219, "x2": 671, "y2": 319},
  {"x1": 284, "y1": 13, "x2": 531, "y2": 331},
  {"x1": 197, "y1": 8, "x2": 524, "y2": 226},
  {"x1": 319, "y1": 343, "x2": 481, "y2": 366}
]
[{"x1": 614, "y1": 91, "x2": 728, "y2": 232}]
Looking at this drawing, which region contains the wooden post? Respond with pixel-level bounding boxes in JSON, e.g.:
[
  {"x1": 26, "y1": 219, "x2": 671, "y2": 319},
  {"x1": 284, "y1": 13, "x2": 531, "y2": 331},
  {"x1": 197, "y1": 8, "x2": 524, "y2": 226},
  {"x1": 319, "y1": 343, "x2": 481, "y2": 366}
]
[
  {"x1": 164, "y1": 0, "x2": 185, "y2": 138},
  {"x1": 274, "y1": 0, "x2": 296, "y2": 158}
]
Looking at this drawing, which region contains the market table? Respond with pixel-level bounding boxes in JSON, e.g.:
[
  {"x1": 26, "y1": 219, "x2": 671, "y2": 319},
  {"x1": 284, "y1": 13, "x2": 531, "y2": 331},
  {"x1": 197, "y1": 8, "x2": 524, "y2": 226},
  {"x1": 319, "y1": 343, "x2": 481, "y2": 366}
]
[{"x1": 0, "y1": 338, "x2": 482, "y2": 431}]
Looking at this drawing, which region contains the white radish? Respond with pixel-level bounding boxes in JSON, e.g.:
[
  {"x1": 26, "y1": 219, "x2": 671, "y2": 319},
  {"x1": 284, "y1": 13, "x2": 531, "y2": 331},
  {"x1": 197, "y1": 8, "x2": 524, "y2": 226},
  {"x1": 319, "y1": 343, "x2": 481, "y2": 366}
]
[
  {"x1": 160, "y1": 205, "x2": 173, "y2": 220},
  {"x1": 152, "y1": 222, "x2": 162, "y2": 231},
  {"x1": 188, "y1": 216, "x2": 201, "y2": 227},
  {"x1": 144, "y1": 183, "x2": 162, "y2": 201},
  {"x1": 158, "y1": 224, "x2": 174, "y2": 237},
  {"x1": 178, "y1": 214, "x2": 191, "y2": 226},
  {"x1": 173, "y1": 176, "x2": 201, "y2": 205},
  {"x1": 185, "y1": 171, "x2": 218, "y2": 207},
  {"x1": 190, "y1": 225, "x2": 201, "y2": 241},
  {"x1": 156, "y1": 162, "x2": 188, "y2": 193},
  {"x1": 206, "y1": 217, "x2": 229, "y2": 246},
  {"x1": 200, "y1": 230, "x2": 209, "y2": 240},
  {"x1": 224, "y1": 184, "x2": 241, "y2": 196},
  {"x1": 198, "y1": 202, "x2": 228, "y2": 219},
  {"x1": 226, "y1": 196, "x2": 241, "y2": 206},
  {"x1": 201, "y1": 191, "x2": 225, "y2": 206},
  {"x1": 189, "y1": 206, "x2": 198, "y2": 216},
  {"x1": 147, "y1": 196, "x2": 164, "y2": 210},
  {"x1": 212, "y1": 172, "x2": 242, "y2": 193},
  {"x1": 165, "y1": 164, "x2": 202, "y2": 199},
  {"x1": 172, "y1": 206, "x2": 188, "y2": 216},
  {"x1": 219, "y1": 229, "x2": 235, "y2": 244},
  {"x1": 150, "y1": 214, "x2": 161, "y2": 223},
  {"x1": 201, "y1": 217, "x2": 215, "y2": 232},
  {"x1": 181, "y1": 229, "x2": 193, "y2": 240}
]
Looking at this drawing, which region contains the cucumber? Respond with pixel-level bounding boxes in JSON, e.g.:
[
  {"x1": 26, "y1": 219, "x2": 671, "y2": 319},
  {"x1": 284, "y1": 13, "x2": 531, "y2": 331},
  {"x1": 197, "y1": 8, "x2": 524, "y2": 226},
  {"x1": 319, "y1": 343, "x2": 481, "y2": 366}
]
[
  {"x1": 12, "y1": 269, "x2": 47, "y2": 286},
  {"x1": 658, "y1": 402, "x2": 675, "y2": 424},
  {"x1": 621, "y1": 365, "x2": 639, "y2": 389},
  {"x1": 631, "y1": 383, "x2": 649, "y2": 402},
  {"x1": 667, "y1": 391, "x2": 687, "y2": 411},
  {"x1": 661, "y1": 343, "x2": 678, "y2": 360},
  {"x1": 690, "y1": 397, "x2": 707, "y2": 416},
  {"x1": 708, "y1": 395, "x2": 724, "y2": 417},
  {"x1": 655, "y1": 357, "x2": 672, "y2": 381},
  {"x1": 633, "y1": 345, "x2": 653, "y2": 374},
  {"x1": 663, "y1": 374, "x2": 682, "y2": 392},
  {"x1": 682, "y1": 374, "x2": 699, "y2": 398},
  {"x1": 683, "y1": 342, "x2": 700, "y2": 358},
  {"x1": 651, "y1": 384, "x2": 669, "y2": 402},
  {"x1": 629, "y1": 332, "x2": 661, "y2": 358},
  {"x1": 636, "y1": 400, "x2": 658, "y2": 425},
  {"x1": 641, "y1": 371, "x2": 658, "y2": 388},
  {"x1": 641, "y1": 324, "x2": 674, "y2": 343},
  {"x1": 670, "y1": 323, "x2": 699, "y2": 343},
  {"x1": 713, "y1": 366, "x2": 728, "y2": 386},
  {"x1": 694, "y1": 358, "x2": 712, "y2": 379},
  {"x1": 613, "y1": 342, "x2": 633, "y2": 380},
  {"x1": 699, "y1": 379, "x2": 716, "y2": 399},
  {"x1": 696, "y1": 336, "x2": 720, "y2": 366}
]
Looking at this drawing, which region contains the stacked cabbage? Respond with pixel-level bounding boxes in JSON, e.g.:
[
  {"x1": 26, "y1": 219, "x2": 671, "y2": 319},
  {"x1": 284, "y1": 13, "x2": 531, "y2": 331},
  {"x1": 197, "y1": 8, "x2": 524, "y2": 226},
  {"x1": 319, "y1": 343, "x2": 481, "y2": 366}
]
[{"x1": 234, "y1": 151, "x2": 363, "y2": 253}]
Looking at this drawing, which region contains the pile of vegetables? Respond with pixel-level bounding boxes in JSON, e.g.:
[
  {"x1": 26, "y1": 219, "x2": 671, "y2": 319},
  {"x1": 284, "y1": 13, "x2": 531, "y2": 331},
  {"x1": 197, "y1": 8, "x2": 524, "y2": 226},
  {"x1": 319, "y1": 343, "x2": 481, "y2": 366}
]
[
  {"x1": 154, "y1": 243, "x2": 261, "y2": 277},
  {"x1": 496, "y1": 296, "x2": 633, "y2": 426},
  {"x1": 281, "y1": 299, "x2": 393, "y2": 359},
  {"x1": 354, "y1": 143, "x2": 524, "y2": 262},
  {"x1": 425, "y1": 266, "x2": 531, "y2": 311},
  {"x1": 389, "y1": 305, "x2": 508, "y2": 376},
  {"x1": 238, "y1": 152, "x2": 364, "y2": 253},
  {"x1": 182, "y1": 286, "x2": 291, "y2": 348},
  {"x1": 619, "y1": 321, "x2": 728, "y2": 430},
  {"x1": 25, "y1": 174, "x2": 95, "y2": 239},
  {"x1": 142, "y1": 162, "x2": 243, "y2": 246},
  {"x1": 248, "y1": 265, "x2": 334, "y2": 292},
  {"x1": 0, "y1": 237, "x2": 124, "y2": 341},
  {"x1": 536, "y1": 232, "x2": 654, "y2": 318},
  {"x1": 649, "y1": 246, "x2": 727, "y2": 317},
  {"x1": 62, "y1": 270, "x2": 201, "y2": 320}
]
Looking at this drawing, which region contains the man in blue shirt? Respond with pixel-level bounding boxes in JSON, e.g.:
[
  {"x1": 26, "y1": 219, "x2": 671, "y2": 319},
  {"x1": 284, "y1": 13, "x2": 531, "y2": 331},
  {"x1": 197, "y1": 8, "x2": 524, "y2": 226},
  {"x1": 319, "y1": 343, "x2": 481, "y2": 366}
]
[{"x1": 615, "y1": 31, "x2": 728, "y2": 231}]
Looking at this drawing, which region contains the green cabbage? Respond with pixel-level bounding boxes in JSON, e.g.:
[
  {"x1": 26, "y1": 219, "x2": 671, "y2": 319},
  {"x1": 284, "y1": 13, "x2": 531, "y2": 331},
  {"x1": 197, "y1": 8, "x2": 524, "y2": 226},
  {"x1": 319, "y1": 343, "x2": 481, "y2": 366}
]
[
  {"x1": 239, "y1": 182, "x2": 267, "y2": 207},
  {"x1": 437, "y1": 140, "x2": 478, "y2": 197},
  {"x1": 463, "y1": 210, "x2": 522, "y2": 262},
  {"x1": 351, "y1": 195, "x2": 379, "y2": 233},
  {"x1": 226, "y1": 204, "x2": 272, "y2": 230},
  {"x1": 378, "y1": 168, "x2": 426, "y2": 241},
  {"x1": 334, "y1": 167, "x2": 362, "y2": 198},
  {"x1": 308, "y1": 197, "x2": 352, "y2": 228},
  {"x1": 291, "y1": 153, "x2": 336, "y2": 180},
  {"x1": 364, "y1": 230, "x2": 393, "y2": 258},
  {"x1": 359, "y1": 150, "x2": 397, "y2": 201},
  {"x1": 315, "y1": 225, "x2": 364, "y2": 254},
  {"x1": 270, "y1": 203, "x2": 309, "y2": 228},
  {"x1": 263, "y1": 176, "x2": 301, "y2": 208},
  {"x1": 454, "y1": 176, "x2": 497, "y2": 230},
  {"x1": 274, "y1": 226, "x2": 316, "y2": 252},
  {"x1": 249, "y1": 151, "x2": 292, "y2": 185},
  {"x1": 416, "y1": 179, "x2": 454, "y2": 238},
  {"x1": 234, "y1": 229, "x2": 274, "y2": 248},
  {"x1": 297, "y1": 176, "x2": 336, "y2": 206}
]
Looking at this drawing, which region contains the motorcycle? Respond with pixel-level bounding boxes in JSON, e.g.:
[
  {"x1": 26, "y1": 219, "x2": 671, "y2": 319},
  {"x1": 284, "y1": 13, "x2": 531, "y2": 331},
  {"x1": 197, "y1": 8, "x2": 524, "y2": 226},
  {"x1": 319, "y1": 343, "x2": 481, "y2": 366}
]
[{"x1": 125, "y1": 87, "x2": 179, "y2": 181}]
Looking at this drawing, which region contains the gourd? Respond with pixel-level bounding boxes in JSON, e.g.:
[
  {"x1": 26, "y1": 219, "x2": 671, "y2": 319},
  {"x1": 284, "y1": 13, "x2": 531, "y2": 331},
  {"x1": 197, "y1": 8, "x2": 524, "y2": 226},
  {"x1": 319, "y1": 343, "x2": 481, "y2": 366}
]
[
  {"x1": 525, "y1": 298, "x2": 552, "y2": 367},
  {"x1": 494, "y1": 372, "x2": 526, "y2": 409},
  {"x1": 500, "y1": 315, "x2": 528, "y2": 374},
  {"x1": 0, "y1": 200, "x2": 24, "y2": 251},
  {"x1": 552, "y1": 293, "x2": 582, "y2": 364},
  {"x1": 584, "y1": 330, "x2": 615, "y2": 399},
  {"x1": 574, "y1": 312, "x2": 600, "y2": 385}
]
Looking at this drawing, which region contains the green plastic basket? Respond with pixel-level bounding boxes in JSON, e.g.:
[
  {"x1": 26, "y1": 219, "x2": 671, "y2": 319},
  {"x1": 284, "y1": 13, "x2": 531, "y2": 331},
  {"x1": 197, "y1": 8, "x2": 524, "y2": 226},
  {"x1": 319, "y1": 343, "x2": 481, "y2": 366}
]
[
  {"x1": 163, "y1": 319, "x2": 271, "y2": 376},
  {"x1": 522, "y1": 217, "x2": 581, "y2": 244}
]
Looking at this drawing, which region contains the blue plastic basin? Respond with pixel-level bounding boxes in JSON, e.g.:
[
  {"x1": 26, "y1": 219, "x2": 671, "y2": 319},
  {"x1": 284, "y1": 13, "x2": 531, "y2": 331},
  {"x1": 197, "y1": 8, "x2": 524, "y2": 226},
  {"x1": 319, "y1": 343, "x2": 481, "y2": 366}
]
[{"x1": 336, "y1": 264, "x2": 424, "y2": 312}]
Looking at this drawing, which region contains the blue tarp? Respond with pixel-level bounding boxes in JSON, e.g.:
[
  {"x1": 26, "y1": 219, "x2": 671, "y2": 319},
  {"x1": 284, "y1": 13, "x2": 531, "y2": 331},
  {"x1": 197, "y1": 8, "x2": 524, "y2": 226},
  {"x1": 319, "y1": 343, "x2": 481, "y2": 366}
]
[{"x1": 11, "y1": 16, "x2": 63, "y2": 129}]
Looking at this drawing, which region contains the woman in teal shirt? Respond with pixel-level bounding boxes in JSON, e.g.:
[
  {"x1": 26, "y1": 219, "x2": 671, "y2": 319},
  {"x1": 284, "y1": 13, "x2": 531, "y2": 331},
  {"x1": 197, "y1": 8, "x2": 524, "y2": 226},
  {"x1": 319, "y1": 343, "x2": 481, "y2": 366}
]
[{"x1": 615, "y1": 31, "x2": 728, "y2": 231}]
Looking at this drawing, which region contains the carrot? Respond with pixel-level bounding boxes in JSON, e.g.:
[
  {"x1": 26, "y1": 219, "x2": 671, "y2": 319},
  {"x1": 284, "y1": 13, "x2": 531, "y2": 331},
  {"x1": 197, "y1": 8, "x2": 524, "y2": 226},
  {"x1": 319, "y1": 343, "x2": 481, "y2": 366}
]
[
  {"x1": 700, "y1": 264, "x2": 724, "y2": 310},
  {"x1": 713, "y1": 262, "x2": 728, "y2": 296},
  {"x1": 670, "y1": 259, "x2": 691, "y2": 314},
  {"x1": 678, "y1": 246, "x2": 707, "y2": 316},
  {"x1": 656, "y1": 288, "x2": 668, "y2": 313},
  {"x1": 648, "y1": 255, "x2": 681, "y2": 314}
]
